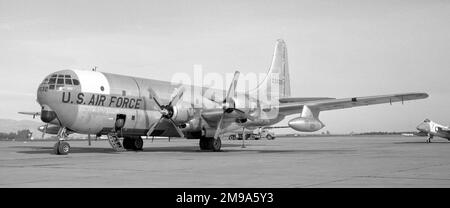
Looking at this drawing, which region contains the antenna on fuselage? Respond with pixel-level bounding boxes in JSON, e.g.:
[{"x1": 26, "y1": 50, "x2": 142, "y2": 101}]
[{"x1": 92, "y1": 66, "x2": 97, "y2": 71}]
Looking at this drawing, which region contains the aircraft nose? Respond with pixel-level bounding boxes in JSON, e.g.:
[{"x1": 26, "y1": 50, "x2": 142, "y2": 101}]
[{"x1": 416, "y1": 122, "x2": 430, "y2": 132}]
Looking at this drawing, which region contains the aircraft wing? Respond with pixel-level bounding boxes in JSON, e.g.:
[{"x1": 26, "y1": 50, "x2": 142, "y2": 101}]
[
  {"x1": 279, "y1": 97, "x2": 335, "y2": 103},
  {"x1": 274, "y1": 93, "x2": 428, "y2": 115},
  {"x1": 201, "y1": 108, "x2": 244, "y2": 126}
]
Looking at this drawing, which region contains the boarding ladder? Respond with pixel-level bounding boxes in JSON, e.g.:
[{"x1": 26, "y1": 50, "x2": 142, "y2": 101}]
[{"x1": 107, "y1": 132, "x2": 126, "y2": 152}]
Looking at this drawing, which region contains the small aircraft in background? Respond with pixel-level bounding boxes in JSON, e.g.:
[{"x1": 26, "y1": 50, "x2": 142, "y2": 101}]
[{"x1": 416, "y1": 119, "x2": 450, "y2": 143}]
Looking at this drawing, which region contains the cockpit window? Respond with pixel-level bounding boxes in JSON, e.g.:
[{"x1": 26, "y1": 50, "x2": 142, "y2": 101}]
[
  {"x1": 45, "y1": 73, "x2": 79, "y2": 90},
  {"x1": 49, "y1": 78, "x2": 56, "y2": 84}
]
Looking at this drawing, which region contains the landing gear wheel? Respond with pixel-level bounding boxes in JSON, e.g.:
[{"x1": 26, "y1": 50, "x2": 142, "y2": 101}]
[
  {"x1": 123, "y1": 137, "x2": 144, "y2": 151},
  {"x1": 123, "y1": 138, "x2": 132, "y2": 149},
  {"x1": 133, "y1": 137, "x2": 143, "y2": 150},
  {"x1": 266, "y1": 135, "x2": 274, "y2": 140},
  {"x1": 209, "y1": 137, "x2": 221, "y2": 152},
  {"x1": 53, "y1": 141, "x2": 70, "y2": 155},
  {"x1": 199, "y1": 138, "x2": 209, "y2": 150}
]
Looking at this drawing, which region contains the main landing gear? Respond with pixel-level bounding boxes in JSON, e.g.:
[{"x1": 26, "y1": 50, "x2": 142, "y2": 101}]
[
  {"x1": 54, "y1": 127, "x2": 70, "y2": 155},
  {"x1": 199, "y1": 137, "x2": 222, "y2": 152},
  {"x1": 123, "y1": 137, "x2": 144, "y2": 151},
  {"x1": 426, "y1": 134, "x2": 433, "y2": 143}
]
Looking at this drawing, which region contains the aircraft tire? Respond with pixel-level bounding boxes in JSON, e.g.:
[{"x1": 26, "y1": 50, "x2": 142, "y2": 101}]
[
  {"x1": 123, "y1": 138, "x2": 133, "y2": 150},
  {"x1": 133, "y1": 137, "x2": 144, "y2": 150},
  {"x1": 53, "y1": 141, "x2": 60, "y2": 155},
  {"x1": 57, "y1": 141, "x2": 70, "y2": 155},
  {"x1": 123, "y1": 137, "x2": 143, "y2": 150},
  {"x1": 209, "y1": 138, "x2": 221, "y2": 152},
  {"x1": 199, "y1": 138, "x2": 209, "y2": 150}
]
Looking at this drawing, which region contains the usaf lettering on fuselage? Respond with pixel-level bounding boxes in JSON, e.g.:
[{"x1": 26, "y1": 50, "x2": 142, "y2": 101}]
[{"x1": 62, "y1": 92, "x2": 142, "y2": 109}]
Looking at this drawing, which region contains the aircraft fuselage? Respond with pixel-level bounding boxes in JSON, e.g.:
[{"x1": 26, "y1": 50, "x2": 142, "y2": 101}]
[{"x1": 37, "y1": 69, "x2": 284, "y2": 138}]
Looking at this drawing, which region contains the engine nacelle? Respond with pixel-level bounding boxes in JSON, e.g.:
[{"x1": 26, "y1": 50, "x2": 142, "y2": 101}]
[
  {"x1": 171, "y1": 106, "x2": 194, "y2": 124},
  {"x1": 288, "y1": 117, "x2": 324, "y2": 132}
]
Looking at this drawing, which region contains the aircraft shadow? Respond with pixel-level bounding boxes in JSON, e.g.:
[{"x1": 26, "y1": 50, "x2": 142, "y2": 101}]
[
  {"x1": 13, "y1": 146, "x2": 118, "y2": 155},
  {"x1": 11, "y1": 144, "x2": 354, "y2": 155},
  {"x1": 12, "y1": 144, "x2": 241, "y2": 154}
]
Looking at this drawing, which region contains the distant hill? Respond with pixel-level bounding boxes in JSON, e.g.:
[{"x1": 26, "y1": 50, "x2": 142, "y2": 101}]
[{"x1": 0, "y1": 119, "x2": 44, "y2": 139}]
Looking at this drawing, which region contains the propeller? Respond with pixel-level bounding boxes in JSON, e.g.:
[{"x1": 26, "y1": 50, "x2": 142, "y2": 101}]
[
  {"x1": 146, "y1": 87, "x2": 186, "y2": 138},
  {"x1": 214, "y1": 71, "x2": 241, "y2": 140}
]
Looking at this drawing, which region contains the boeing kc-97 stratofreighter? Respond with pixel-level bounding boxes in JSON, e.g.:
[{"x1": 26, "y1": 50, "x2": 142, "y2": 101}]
[
  {"x1": 19, "y1": 39, "x2": 428, "y2": 155},
  {"x1": 416, "y1": 119, "x2": 450, "y2": 143}
]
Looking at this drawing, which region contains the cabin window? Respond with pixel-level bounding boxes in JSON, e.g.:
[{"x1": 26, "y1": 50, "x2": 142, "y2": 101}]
[
  {"x1": 57, "y1": 78, "x2": 64, "y2": 84},
  {"x1": 73, "y1": 79, "x2": 80, "y2": 85},
  {"x1": 49, "y1": 85, "x2": 55, "y2": 90},
  {"x1": 65, "y1": 79, "x2": 73, "y2": 85}
]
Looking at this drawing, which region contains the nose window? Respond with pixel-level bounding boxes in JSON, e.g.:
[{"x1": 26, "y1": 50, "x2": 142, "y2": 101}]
[{"x1": 45, "y1": 74, "x2": 80, "y2": 90}]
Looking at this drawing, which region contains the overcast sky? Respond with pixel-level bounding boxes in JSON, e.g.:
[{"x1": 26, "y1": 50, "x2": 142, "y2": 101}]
[{"x1": 0, "y1": 0, "x2": 449, "y2": 133}]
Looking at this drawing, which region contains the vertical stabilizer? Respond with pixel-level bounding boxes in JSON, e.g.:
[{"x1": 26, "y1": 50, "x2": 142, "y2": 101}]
[{"x1": 253, "y1": 39, "x2": 291, "y2": 102}]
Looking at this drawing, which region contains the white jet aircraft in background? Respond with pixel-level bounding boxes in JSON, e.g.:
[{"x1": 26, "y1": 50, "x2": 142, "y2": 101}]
[{"x1": 416, "y1": 119, "x2": 450, "y2": 143}]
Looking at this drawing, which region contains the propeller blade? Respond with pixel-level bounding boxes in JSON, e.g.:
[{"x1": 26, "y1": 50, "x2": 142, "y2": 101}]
[
  {"x1": 152, "y1": 97, "x2": 163, "y2": 110},
  {"x1": 213, "y1": 71, "x2": 241, "y2": 140},
  {"x1": 169, "y1": 118, "x2": 184, "y2": 138},
  {"x1": 168, "y1": 86, "x2": 185, "y2": 106},
  {"x1": 226, "y1": 71, "x2": 240, "y2": 100},
  {"x1": 146, "y1": 117, "x2": 164, "y2": 137},
  {"x1": 214, "y1": 114, "x2": 225, "y2": 139}
]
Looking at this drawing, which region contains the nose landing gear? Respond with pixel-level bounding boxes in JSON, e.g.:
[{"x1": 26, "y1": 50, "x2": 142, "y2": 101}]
[
  {"x1": 54, "y1": 141, "x2": 70, "y2": 155},
  {"x1": 54, "y1": 127, "x2": 70, "y2": 155}
]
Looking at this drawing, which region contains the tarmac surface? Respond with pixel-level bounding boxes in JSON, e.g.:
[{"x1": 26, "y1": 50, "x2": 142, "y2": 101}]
[{"x1": 0, "y1": 136, "x2": 449, "y2": 187}]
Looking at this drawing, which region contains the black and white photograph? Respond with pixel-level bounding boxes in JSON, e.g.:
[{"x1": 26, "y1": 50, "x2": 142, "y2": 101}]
[{"x1": 0, "y1": 0, "x2": 449, "y2": 198}]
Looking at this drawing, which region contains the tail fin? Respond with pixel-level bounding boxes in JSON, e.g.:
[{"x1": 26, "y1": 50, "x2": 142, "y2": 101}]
[{"x1": 253, "y1": 39, "x2": 291, "y2": 101}]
